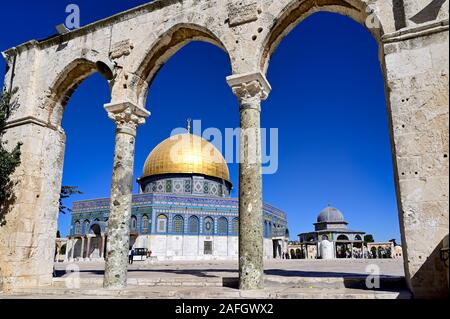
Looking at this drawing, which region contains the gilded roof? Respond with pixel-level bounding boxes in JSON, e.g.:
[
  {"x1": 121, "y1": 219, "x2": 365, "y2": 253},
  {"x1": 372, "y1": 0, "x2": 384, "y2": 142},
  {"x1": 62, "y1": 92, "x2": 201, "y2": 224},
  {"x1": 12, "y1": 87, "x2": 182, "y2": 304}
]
[{"x1": 142, "y1": 133, "x2": 230, "y2": 183}]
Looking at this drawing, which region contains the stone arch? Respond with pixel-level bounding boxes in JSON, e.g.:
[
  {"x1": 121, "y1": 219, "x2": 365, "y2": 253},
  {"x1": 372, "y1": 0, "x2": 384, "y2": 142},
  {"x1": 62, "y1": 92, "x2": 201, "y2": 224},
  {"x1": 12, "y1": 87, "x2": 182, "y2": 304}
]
[
  {"x1": 90, "y1": 224, "x2": 102, "y2": 236},
  {"x1": 133, "y1": 23, "x2": 232, "y2": 107},
  {"x1": 290, "y1": 249, "x2": 296, "y2": 259},
  {"x1": 44, "y1": 58, "x2": 111, "y2": 128},
  {"x1": 259, "y1": 0, "x2": 384, "y2": 73},
  {"x1": 337, "y1": 234, "x2": 349, "y2": 241}
]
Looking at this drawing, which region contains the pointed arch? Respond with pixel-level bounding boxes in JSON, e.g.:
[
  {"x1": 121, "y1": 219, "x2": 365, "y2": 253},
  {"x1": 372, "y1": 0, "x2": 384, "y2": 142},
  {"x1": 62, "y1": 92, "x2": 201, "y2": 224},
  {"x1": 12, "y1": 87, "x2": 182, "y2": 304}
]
[
  {"x1": 43, "y1": 58, "x2": 109, "y2": 128},
  {"x1": 259, "y1": 0, "x2": 385, "y2": 73},
  {"x1": 133, "y1": 23, "x2": 232, "y2": 107}
]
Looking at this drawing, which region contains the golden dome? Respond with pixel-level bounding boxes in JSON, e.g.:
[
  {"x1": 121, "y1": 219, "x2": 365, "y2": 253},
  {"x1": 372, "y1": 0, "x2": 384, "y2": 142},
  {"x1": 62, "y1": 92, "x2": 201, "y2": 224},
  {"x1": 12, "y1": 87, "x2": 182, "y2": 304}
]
[{"x1": 142, "y1": 133, "x2": 231, "y2": 183}]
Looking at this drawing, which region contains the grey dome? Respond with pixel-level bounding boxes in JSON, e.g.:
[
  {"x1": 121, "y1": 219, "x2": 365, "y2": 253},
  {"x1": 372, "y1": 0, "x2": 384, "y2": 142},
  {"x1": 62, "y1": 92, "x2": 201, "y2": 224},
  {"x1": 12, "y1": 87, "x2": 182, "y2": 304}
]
[{"x1": 317, "y1": 207, "x2": 345, "y2": 223}]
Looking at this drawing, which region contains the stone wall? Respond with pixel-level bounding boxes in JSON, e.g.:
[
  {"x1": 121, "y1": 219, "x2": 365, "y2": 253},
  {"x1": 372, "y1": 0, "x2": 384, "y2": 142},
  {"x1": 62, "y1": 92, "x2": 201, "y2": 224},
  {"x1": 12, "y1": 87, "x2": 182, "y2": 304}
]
[
  {"x1": 0, "y1": 0, "x2": 448, "y2": 297},
  {"x1": 384, "y1": 23, "x2": 449, "y2": 298}
]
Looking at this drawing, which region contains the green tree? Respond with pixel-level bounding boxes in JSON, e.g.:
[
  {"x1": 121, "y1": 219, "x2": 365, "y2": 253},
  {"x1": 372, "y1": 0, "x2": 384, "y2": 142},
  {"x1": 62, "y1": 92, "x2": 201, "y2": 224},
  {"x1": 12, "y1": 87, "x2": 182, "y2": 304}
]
[
  {"x1": 59, "y1": 186, "x2": 83, "y2": 215},
  {"x1": 0, "y1": 88, "x2": 22, "y2": 226},
  {"x1": 364, "y1": 234, "x2": 375, "y2": 245}
]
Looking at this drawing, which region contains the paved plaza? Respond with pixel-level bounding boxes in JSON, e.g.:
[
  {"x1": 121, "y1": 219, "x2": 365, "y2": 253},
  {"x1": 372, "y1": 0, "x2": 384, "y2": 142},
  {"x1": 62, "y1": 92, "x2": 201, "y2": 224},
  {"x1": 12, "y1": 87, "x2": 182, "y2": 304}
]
[
  {"x1": 1, "y1": 259, "x2": 410, "y2": 299},
  {"x1": 54, "y1": 258, "x2": 405, "y2": 280}
]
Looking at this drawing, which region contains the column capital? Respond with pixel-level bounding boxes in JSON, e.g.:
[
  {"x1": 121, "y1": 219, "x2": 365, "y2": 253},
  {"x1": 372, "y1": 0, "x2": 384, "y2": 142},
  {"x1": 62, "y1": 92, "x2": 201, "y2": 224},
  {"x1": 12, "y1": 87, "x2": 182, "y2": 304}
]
[
  {"x1": 104, "y1": 101, "x2": 150, "y2": 134},
  {"x1": 226, "y1": 72, "x2": 272, "y2": 103}
]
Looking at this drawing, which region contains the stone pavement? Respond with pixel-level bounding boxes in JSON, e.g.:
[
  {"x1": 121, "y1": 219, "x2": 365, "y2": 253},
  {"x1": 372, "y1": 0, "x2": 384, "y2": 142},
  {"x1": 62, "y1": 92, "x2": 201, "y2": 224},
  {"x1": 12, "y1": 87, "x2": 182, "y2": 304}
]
[{"x1": 1, "y1": 259, "x2": 410, "y2": 299}]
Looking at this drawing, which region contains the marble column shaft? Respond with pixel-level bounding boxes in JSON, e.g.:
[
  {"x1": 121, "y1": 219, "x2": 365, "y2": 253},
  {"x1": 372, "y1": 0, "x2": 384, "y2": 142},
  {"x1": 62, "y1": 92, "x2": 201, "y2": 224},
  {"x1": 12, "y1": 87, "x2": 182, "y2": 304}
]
[
  {"x1": 101, "y1": 235, "x2": 106, "y2": 259},
  {"x1": 103, "y1": 102, "x2": 149, "y2": 289},
  {"x1": 86, "y1": 236, "x2": 91, "y2": 260},
  {"x1": 227, "y1": 72, "x2": 271, "y2": 290},
  {"x1": 70, "y1": 239, "x2": 75, "y2": 260},
  {"x1": 80, "y1": 237, "x2": 85, "y2": 259}
]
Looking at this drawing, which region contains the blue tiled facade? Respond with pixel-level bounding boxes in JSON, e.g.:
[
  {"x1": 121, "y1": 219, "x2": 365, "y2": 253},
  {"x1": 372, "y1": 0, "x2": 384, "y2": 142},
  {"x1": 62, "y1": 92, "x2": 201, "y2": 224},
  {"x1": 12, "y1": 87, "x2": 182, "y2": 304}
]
[{"x1": 71, "y1": 193, "x2": 288, "y2": 239}]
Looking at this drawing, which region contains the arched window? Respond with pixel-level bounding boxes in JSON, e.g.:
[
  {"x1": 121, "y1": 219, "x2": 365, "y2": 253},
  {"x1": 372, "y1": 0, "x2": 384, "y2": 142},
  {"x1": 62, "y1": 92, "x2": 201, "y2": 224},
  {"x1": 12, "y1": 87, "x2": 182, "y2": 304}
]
[
  {"x1": 173, "y1": 215, "x2": 184, "y2": 234},
  {"x1": 232, "y1": 218, "x2": 239, "y2": 235},
  {"x1": 90, "y1": 224, "x2": 101, "y2": 236},
  {"x1": 156, "y1": 214, "x2": 168, "y2": 233},
  {"x1": 188, "y1": 216, "x2": 200, "y2": 234},
  {"x1": 355, "y1": 235, "x2": 362, "y2": 241},
  {"x1": 74, "y1": 221, "x2": 81, "y2": 235},
  {"x1": 130, "y1": 216, "x2": 137, "y2": 232},
  {"x1": 203, "y1": 217, "x2": 214, "y2": 235},
  {"x1": 141, "y1": 215, "x2": 149, "y2": 233},
  {"x1": 82, "y1": 220, "x2": 90, "y2": 235},
  {"x1": 337, "y1": 235, "x2": 349, "y2": 241},
  {"x1": 322, "y1": 235, "x2": 329, "y2": 241},
  {"x1": 217, "y1": 217, "x2": 228, "y2": 235}
]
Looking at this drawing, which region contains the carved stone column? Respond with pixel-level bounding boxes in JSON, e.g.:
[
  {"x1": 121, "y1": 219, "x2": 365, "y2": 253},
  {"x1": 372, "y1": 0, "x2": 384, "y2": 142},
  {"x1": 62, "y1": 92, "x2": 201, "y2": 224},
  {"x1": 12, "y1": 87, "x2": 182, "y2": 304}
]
[
  {"x1": 86, "y1": 236, "x2": 91, "y2": 260},
  {"x1": 80, "y1": 237, "x2": 85, "y2": 260},
  {"x1": 227, "y1": 72, "x2": 271, "y2": 290},
  {"x1": 100, "y1": 235, "x2": 106, "y2": 259},
  {"x1": 70, "y1": 239, "x2": 76, "y2": 261},
  {"x1": 103, "y1": 101, "x2": 150, "y2": 289}
]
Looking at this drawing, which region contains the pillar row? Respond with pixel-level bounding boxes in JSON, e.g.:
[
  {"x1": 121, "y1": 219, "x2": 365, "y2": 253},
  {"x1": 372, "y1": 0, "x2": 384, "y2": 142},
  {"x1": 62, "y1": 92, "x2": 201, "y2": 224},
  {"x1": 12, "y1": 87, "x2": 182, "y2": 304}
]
[
  {"x1": 103, "y1": 101, "x2": 149, "y2": 289},
  {"x1": 227, "y1": 72, "x2": 271, "y2": 290}
]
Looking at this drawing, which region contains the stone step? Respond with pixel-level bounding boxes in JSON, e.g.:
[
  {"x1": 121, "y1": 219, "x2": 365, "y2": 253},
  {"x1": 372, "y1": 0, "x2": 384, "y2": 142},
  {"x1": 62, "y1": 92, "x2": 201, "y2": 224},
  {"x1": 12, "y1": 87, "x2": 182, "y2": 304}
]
[
  {"x1": 52, "y1": 275, "x2": 406, "y2": 290},
  {"x1": 52, "y1": 276, "x2": 225, "y2": 288},
  {"x1": 263, "y1": 275, "x2": 407, "y2": 290},
  {"x1": 4, "y1": 286, "x2": 412, "y2": 299}
]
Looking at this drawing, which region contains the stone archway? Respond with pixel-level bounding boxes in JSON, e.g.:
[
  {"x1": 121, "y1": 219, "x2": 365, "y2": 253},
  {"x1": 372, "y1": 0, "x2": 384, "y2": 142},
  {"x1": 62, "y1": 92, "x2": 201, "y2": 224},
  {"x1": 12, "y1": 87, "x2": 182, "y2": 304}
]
[
  {"x1": 131, "y1": 23, "x2": 232, "y2": 107},
  {"x1": 251, "y1": 0, "x2": 449, "y2": 298}
]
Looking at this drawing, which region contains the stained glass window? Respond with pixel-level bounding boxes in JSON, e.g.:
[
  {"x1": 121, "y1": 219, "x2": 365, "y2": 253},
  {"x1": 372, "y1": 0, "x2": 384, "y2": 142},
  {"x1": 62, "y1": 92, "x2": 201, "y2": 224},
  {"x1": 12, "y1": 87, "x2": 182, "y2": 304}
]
[
  {"x1": 130, "y1": 216, "x2": 137, "y2": 232},
  {"x1": 74, "y1": 221, "x2": 81, "y2": 235},
  {"x1": 173, "y1": 215, "x2": 184, "y2": 234},
  {"x1": 217, "y1": 217, "x2": 228, "y2": 235},
  {"x1": 188, "y1": 216, "x2": 199, "y2": 234},
  {"x1": 142, "y1": 215, "x2": 149, "y2": 232},
  {"x1": 204, "y1": 217, "x2": 214, "y2": 235},
  {"x1": 82, "y1": 220, "x2": 90, "y2": 235},
  {"x1": 232, "y1": 218, "x2": 239, "y2": 235},
  {"x1": 157, "y1": 214, "x2": 168, "y2": 233}
]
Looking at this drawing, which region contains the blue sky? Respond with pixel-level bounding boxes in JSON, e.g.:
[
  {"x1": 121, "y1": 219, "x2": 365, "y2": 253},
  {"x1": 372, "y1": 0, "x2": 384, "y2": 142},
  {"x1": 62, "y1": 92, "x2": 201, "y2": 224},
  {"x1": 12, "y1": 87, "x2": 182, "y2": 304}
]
[{"x1": 1, "y1": 1, "x2": 401, "y2": 242}]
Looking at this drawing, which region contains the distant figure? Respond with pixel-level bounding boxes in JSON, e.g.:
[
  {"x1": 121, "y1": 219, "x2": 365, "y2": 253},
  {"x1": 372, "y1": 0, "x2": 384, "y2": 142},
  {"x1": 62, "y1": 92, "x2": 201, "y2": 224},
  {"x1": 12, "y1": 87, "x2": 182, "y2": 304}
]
[
  {"x1": 128, "y1": 248, "x2": 134, "y2": 265},
  {"x1": 147, "y1": 250, "x2": 152, "y2": 258}
]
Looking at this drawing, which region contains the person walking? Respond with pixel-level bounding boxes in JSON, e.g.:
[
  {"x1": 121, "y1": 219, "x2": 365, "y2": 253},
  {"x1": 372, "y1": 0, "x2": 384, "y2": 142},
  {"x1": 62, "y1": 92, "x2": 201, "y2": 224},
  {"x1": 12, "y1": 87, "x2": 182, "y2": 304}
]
[{"x1": 128, "y1": 248, "x2": 134, "y2": 265}]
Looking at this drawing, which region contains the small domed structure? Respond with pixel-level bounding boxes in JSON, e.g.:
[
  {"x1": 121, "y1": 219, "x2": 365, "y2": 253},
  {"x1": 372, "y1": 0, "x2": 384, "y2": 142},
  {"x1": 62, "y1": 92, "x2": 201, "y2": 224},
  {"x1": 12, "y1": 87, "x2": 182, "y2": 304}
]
[
  {"x1": 297, "y1": 206, "x2": 366, "y2": 260},
  {"x1": 314, "y1": 206, "x2": 349, "y2": 231},
  {"x1": 317, "y1": 206, "x2": 345, "y2": 223}
]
